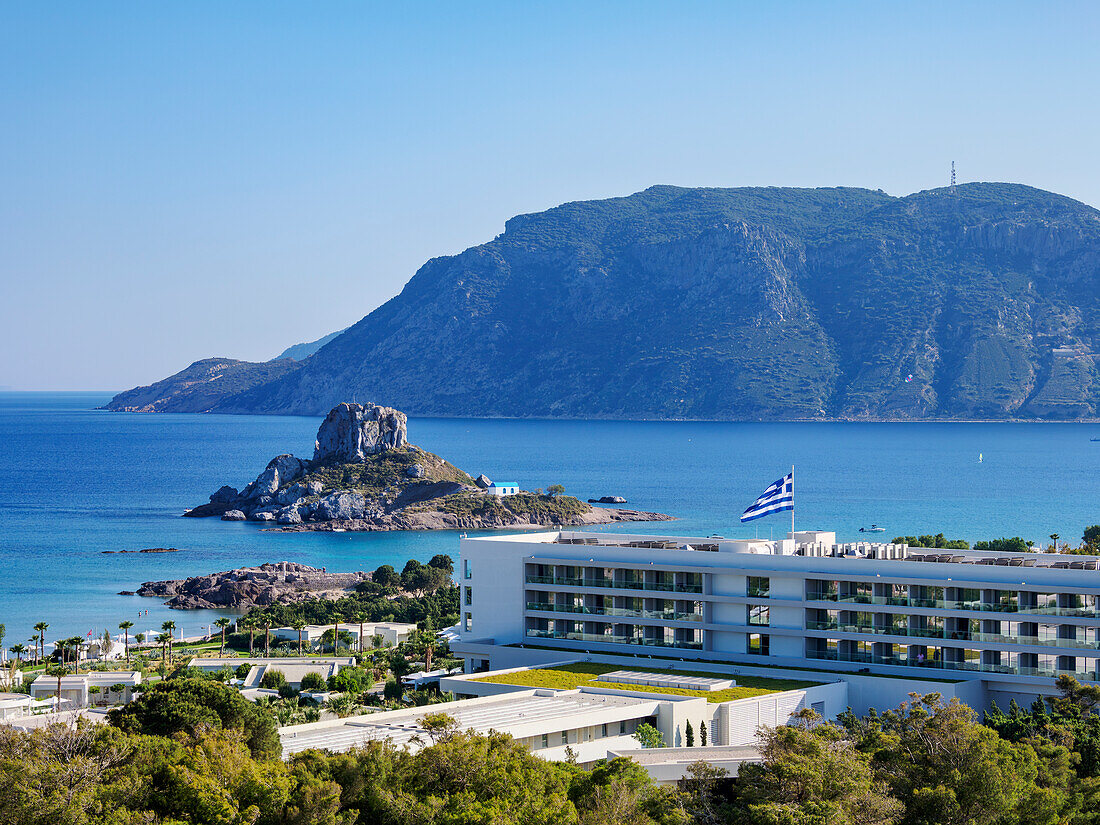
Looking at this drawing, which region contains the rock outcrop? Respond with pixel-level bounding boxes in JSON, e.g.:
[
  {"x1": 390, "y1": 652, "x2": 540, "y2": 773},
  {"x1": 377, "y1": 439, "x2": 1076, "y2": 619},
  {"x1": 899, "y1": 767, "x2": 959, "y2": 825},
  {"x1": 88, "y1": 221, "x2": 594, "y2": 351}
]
[
  {"x1": 135, "y1": 562, "x2": 368, "y2": 609},
  {"x1": 313, "y1": 402, "x2": 407, "y2": 463},
  {"x1": 185, "y1": 401, "x2": 672, "y2": 531}
]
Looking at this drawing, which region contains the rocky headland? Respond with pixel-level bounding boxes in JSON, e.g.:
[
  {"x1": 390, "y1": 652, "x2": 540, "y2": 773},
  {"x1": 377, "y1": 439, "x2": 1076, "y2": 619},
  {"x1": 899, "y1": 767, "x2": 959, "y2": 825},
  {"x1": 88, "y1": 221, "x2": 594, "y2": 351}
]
[
  {"x1": 107, "y1": 183, "x2": 1100, "y2": 422},
  {"x1": 185, "y1": 401, "x2": 671, "y2": 531},
  {"x1": 135, "y1": 562, "x2": 366, "y2": 609}
]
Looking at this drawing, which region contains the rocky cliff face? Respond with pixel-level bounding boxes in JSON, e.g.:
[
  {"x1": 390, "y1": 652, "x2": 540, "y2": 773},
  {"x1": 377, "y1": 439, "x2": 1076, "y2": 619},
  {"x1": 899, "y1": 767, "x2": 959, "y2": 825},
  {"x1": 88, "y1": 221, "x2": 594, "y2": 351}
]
[
  {"x1": 109, "y1": 182, "x2": 1100, "y2": 420},
  {"x1": 313, "y1": 403, "x2": 407, "y2": 462}
]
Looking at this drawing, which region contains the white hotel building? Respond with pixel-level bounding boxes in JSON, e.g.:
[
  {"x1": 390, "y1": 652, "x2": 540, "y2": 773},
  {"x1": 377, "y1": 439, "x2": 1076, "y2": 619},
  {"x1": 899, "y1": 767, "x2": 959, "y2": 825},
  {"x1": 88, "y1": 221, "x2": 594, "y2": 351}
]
[{"x1": 455, "y1": 529, "x2": 1100, "y2": 694}]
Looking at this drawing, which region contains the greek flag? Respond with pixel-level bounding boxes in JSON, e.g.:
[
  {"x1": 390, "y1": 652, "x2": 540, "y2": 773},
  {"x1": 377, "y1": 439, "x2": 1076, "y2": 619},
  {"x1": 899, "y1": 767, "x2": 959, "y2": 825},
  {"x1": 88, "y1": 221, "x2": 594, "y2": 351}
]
[{"x1": 740, "y1": 472, "x2": 794, "y2": 522}]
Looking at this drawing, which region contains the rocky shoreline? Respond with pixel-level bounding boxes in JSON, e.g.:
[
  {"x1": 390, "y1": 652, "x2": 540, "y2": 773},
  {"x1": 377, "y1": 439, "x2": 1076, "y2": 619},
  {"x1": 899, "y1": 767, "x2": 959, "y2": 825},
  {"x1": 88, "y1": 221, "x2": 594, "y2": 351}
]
[
  {"x1": 270, "y1": 505, "x2": 672, "y2": 532},
  {"x1": 134, "y1": 562, "x2": 367, "y2": 609}
]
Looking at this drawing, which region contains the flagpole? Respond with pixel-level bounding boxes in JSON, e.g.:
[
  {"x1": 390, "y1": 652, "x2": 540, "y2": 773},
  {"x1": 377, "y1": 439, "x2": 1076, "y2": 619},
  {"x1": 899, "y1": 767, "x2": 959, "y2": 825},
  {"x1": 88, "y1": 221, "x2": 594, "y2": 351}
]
[{"x1": 790, "y1": 464, "x2": 795, "y2": 537}]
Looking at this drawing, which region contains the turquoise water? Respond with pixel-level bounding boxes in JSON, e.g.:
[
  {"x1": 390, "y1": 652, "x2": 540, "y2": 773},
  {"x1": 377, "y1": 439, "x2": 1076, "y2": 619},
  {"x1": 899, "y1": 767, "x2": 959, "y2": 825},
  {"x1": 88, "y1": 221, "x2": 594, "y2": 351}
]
[{"x1": 1, "y1": 391, "x2": 1098, "y2": 646}]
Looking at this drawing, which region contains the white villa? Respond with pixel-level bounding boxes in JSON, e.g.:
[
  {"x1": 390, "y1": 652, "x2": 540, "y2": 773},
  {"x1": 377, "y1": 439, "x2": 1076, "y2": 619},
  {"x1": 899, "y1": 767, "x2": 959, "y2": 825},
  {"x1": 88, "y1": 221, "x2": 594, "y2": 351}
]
[
  {"x1": 270, "y1": 622, "x2": 416, "y2": 648},
  {"x1": 28, "y1": 671, "x2": 141, "y2": 709},
  {"x1": 189, "y1": 656, "x2": 355, "y2": 689},
  {"x1": 487, "y1": 482, "x2": 519, "y2": 497}
]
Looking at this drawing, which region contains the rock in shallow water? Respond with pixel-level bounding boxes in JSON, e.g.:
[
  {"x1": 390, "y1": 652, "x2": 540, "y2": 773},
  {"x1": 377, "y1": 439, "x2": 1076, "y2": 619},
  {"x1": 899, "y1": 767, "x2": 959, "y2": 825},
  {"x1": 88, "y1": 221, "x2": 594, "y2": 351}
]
[{"x1": 221, "y1": 510, "x2": 246, "y2": 521}]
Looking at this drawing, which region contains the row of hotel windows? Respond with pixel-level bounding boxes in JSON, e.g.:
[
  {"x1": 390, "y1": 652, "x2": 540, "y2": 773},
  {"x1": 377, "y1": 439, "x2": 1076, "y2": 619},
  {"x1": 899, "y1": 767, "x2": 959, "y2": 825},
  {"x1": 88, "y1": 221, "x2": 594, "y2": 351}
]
[
  {"x1": 525, "y1": 591, "x2": 704, "y2": 622},
  {"x1": 518, "y1": 718, "x2": 643, "y2": 751},
  {"x1": 802, "y1": 637, "x2": 1100, "y2": 678},
  {"x1": 525, "y1": 618, "x2": 703, "y2": 649},
  {"x1": 525, "y1": 564, "x2": 703, "y2": 593},
  {"x1": 804, "y1": 609, "x2": 1100, "y2": 648},
  {"x1": 802, "y1": 579, "x2": 1100, "y2": 615}
]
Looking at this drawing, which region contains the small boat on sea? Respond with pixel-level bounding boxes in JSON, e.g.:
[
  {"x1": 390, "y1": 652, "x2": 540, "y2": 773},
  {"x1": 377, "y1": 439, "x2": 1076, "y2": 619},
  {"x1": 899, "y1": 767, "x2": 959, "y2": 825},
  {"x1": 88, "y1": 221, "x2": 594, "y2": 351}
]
[
  {"x1": 1091, "y1": 438, "x2": 1100, "y2": 442},
  {"x1": 859, "y1": 524, "x2": 886, "y2": 533}
]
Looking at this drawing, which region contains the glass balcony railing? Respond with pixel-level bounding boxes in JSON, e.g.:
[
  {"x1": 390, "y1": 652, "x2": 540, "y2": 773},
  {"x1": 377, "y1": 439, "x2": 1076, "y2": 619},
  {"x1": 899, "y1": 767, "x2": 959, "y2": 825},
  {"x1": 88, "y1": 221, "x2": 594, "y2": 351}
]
[
  {"x1": 525, "y1": 602, "x2": 703, "y2": 622},
  {"x1": 803, "y1": 622, "x2": 1100, "y2": 650},
  {"x1": 525, "y1": 629, "x2": 702, "y2": 650},
  {"x1": 805, "y1": 649, "x2": 1100, "y2": 681},
  {"x1": 525, "y1": 574, "x2": 699, "y2": 594}
]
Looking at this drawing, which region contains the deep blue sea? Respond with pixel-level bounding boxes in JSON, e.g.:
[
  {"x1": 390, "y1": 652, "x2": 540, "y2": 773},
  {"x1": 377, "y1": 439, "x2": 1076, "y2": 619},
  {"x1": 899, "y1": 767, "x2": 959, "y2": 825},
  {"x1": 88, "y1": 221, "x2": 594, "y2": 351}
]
[{"x1": 1, "y1": 391, "x2": 1099, "y2": 646}]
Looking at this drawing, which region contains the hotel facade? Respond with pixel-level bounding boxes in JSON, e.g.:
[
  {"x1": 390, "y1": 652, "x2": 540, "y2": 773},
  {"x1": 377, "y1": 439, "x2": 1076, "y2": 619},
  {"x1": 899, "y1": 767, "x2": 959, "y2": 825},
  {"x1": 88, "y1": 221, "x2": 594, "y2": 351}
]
[{"x1": 455, "y1": 529, "x2": 1100, "y2": 690}]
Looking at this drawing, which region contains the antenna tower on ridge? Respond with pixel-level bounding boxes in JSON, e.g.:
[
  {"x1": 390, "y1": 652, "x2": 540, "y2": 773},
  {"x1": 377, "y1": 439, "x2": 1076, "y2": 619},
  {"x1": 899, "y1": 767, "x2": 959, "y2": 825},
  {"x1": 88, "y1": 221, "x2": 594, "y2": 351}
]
[{"x1": 950, "y1": 161, "x2": 957, "y2": 194}]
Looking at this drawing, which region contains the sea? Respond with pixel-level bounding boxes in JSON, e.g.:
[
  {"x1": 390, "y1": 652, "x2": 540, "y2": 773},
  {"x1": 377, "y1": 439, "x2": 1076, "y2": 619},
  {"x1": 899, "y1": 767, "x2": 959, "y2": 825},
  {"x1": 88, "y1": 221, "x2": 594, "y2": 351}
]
[{"x1": 1, "y1": 391, "x2": 1098, "y2": 647}]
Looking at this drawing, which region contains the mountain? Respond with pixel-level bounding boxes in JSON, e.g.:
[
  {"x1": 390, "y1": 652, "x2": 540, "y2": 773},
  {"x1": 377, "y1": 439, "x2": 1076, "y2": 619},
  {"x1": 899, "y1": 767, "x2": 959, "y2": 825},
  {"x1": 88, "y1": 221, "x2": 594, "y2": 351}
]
[
  {"x1": 103, "y1": 357, "x2": 300, "y2": 413},
  {"x1": 274, "y1": 328, "x2": 347, "y2": 361},
  {"x1": 107, "y1": 183, "x2": 1100, "y2": 420}
]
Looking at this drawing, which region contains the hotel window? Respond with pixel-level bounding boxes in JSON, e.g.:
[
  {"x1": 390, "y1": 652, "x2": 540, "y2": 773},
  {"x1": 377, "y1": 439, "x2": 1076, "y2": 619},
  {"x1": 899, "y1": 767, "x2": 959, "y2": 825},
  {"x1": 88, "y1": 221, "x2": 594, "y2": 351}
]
[
  {"x1": 747, "y1": 576, "x2": 770, "y2": 598},
  {"x1": 620, "y1": 720, "x2": 627, "y2": 735},
  {"x1": 748, "y1": 633, "x2": 769, "y2": 655},
  {"x1": 541, "y1": 734, "x2": 549, "y2": 749},
  {"x1": 851, "y1": 611, "x2": 873, "y2": 632},
  {"x1": 601, "y1": 723, "x2": 608, "y2": 737},
  {"x1": 561, "y1": 731, "x2": 569, "y2": 745},
  {"x1": 887, "y1": 583, "x2": 909, "y2": 605},
  {"x1": 807, "y1": 580, "x2": 839, "y2": 601},
  {"x1": 748, "y1": 605, "x2": 770, "y2": 626},
  {"x1": 464, "y1": 612, "x2": 472, "y2": 632},
  {"x1": 464, "y1": 587, "x2": 472, "y2": 606},
  {"x1": 1033, "y1": 592, "x2": 1058, "y2": 613},
  {"x1": 463, "y1": 560, "x2": 472, "y2": 580}
]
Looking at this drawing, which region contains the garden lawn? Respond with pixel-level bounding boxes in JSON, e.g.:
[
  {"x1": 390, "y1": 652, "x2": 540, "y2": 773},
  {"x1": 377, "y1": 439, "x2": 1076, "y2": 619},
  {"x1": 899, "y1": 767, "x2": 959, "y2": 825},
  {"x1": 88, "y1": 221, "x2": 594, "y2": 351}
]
[{"x1": 470, "y1": 662, "x2": 816, "y2": 703}]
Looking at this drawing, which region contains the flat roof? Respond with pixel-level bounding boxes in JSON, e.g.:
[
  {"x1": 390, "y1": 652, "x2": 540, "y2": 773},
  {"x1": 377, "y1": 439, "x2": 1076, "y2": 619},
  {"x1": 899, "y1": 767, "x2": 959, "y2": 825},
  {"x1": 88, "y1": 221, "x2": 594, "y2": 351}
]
[
  {"x1": 280, "y1": 690, "x2": 656, "y2": 756},
  {"x1": 478, "y1": 529, "x2": 1100, "y2": 572}
]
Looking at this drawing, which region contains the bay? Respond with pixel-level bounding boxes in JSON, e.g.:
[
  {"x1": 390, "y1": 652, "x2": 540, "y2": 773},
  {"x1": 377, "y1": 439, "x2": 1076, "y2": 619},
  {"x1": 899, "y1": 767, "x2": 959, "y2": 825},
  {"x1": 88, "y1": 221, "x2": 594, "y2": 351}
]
[{"x1": 1, "y1": 391, "x2": 1098, "y2": 646}]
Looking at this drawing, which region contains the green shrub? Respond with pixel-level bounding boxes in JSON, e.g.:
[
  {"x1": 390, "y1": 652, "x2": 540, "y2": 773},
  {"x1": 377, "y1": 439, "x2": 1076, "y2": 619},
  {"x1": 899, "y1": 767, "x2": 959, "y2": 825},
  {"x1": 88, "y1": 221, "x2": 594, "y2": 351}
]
[
  {"x1": 299, "y1": 672, "x2": 327, "y2": 692},
  {"x1": 260, "y1": 669, "x2": 287, "y2": 690}
]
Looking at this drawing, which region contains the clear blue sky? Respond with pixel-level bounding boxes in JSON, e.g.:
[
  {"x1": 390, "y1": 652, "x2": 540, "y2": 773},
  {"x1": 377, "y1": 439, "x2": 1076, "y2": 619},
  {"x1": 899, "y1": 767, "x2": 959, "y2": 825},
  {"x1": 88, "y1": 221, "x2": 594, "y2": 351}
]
[{"x1": 3, "y1": 1, "x2": 1099, "y2": 390}]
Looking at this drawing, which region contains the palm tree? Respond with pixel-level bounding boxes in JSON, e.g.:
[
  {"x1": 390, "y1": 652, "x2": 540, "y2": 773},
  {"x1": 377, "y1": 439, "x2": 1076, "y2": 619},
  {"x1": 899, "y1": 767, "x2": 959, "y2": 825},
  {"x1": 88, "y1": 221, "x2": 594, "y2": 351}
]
[
  {"x1": 33, "y1": 622, "x2": 48, "y2": 665},
  {"x1": 214, "y1": 618, "x2": 231, "y2": 656},
  {"x1": 0, "y1": 625, "x2": 6, "y2": 661},
  {"x1": 29, "y1": 634, "x2": 39, "y2": 666},
  {"x1": 292, "y1": 619, "x2": 306, "y2": 655},
  {"x1": 238, "y1": 618, "x2": 254, "y2": 655},
  {"x1": 155, "y1": 633, "x2": 171, "y2": 670},
  {"x1": 134, "y1": 633, "x2": 145, "y2": 646},
  {"x1": 161, "y1": 620, "x2": 176, "y2": 662},
  {"x1": 333, "y1": 616, "x2": 341, "y2": 655},
  {"x1": 1050, "y1": 533, "x2": 1060, "y2": 552},
  {"x1": 354, "y1": 612, "x2": 367, "y2": 653},
  {"x1": 263, "y1": 619, "x2": 271, "y2": 657},
  {"x1": 119, "y1": 621, "x2": 134, "y2": 663},
  {"x1": 45, "y1": 664, "x2": 67, "y2": 712},
  {"x1": 9, "y1": 644, "x2": 26, "y2": 667},
  {"x1": 64, "y1": 636, "x2": 84, "y2": 668}
]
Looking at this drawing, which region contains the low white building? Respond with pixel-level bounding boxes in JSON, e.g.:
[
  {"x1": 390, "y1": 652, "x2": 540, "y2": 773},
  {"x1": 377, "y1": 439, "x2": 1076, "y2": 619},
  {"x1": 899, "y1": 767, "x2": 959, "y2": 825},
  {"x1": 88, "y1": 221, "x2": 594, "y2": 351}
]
[
  {"x1": 609, "y1": 745, "x2": 762, "y2": 784},
  {"x1": 271, "y1": 622, "x2": 416, "y2": 648},
  {"x1": 487, "y1": 482, "x2": 520, "y2": 497},
  {"x1": 281, "y1": 662, "x2": 848, "y2": 765},
  {"x1": 189, "y1": 657, "x2": 355, "y2": 689},
  {"x1": 29, "y1": 671, "x2": 141, "y2": 709},
  {"x1": 0, "y1": 692, "x2": 45, "y2": 720}
]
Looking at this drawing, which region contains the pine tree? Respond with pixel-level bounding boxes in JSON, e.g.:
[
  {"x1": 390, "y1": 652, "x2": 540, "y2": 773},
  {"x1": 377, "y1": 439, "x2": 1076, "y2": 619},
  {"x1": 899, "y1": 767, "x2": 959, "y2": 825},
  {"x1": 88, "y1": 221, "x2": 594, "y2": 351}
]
[
  {"x1": 700, "y1": 720, "x2": 707, "y2": 746},
  {"x1": 685, "y1": 719, "x2": 694, "y2": 747}
]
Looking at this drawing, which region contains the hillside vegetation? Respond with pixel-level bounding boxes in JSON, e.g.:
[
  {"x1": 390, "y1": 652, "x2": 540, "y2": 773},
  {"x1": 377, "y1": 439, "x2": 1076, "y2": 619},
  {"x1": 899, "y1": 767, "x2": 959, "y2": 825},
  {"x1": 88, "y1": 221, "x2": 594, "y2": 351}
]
[{"x1": 110, "y1": 182, "x2": 1100, "y2": 420}]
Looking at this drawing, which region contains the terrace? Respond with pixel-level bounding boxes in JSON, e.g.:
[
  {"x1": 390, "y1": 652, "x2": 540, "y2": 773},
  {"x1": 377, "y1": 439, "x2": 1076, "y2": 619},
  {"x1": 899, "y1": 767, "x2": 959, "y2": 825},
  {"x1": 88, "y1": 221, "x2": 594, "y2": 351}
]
[{"x1": 467, "y1": 662, "x2": 816, "y2": 703}]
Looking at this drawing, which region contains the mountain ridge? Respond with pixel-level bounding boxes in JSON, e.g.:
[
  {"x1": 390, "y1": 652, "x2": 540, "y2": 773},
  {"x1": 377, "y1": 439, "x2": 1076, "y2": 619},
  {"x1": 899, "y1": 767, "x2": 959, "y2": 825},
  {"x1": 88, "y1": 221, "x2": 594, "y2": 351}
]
[{"x1": 106, "y1": 182, "x2": 1100, "y2": 420}]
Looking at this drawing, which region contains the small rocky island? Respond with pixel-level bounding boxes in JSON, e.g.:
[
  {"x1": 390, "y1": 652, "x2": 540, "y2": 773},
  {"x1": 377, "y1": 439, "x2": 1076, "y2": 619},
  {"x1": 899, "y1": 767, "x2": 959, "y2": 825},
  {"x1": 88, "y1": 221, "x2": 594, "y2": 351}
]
[
  {"x1": 136, "y1": 562, "x2": 364, "y2": 609},
  {"x1": 185, "y1": 402, "x2": 671, "y2": 531}
]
